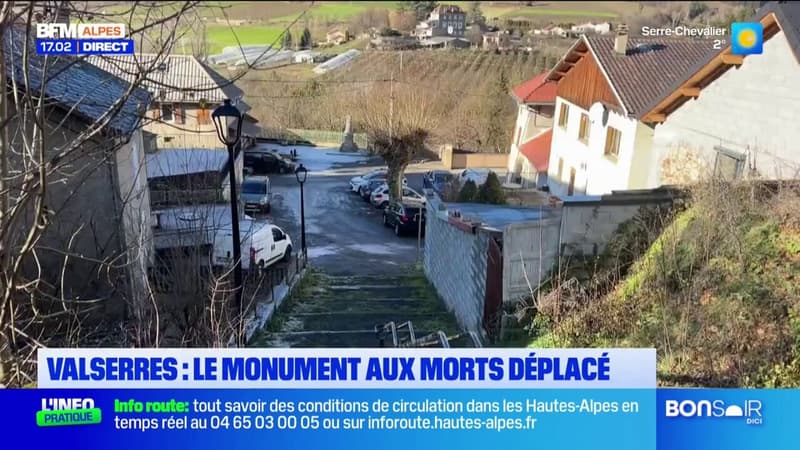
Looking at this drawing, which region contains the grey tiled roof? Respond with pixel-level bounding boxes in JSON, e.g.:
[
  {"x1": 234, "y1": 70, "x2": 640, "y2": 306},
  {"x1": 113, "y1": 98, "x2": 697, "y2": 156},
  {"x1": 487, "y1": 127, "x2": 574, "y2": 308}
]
[
  {"x1": 87, "y1": 54, "x2": 245, "y2": 107},
  {"x1": 586, "y1": 36, "x2": 718, "y2": 118},
  {"x1": 764, "y1": 1, "x2": 800, "y2": 59},
  {"x1": 3, "y1": 29, "x2": 150, "y2": 136}
]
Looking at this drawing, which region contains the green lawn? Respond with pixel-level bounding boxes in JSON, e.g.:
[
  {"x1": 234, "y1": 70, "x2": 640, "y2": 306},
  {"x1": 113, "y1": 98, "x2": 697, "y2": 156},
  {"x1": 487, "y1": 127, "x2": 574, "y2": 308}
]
[
  {"x1": 205, "y1": 25, "x2": 287, "y2": 54},
  {"x1": 268, "y1": 1, "x2": 399, "y2": 23},
  {"x1": 453, "y1": 1, "x2": 626, "y2": 22},
  {"x1": 507, "y1": 8, "x2": 619, "y2": 19},
  {"x1": 450, "y1": 1, "x2": 521, "y2": 20}
]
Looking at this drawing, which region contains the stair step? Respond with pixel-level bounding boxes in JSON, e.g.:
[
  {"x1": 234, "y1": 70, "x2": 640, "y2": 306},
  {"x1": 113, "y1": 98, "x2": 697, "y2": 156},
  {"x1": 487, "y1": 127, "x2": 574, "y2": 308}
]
[
  {"x1": 252, "y1": 329, "x2": 469, "y2": 348},
  {"x1": 291, "y1": 298, "x2": 445, "y2": 315},
  {"x1": 297, "y1": 287, "x2": 427, "y2": 301},
  {"x1": 320, "y1": 275, "x2": 425, "y2": 287},
  {"x1": 327, "y1": 284, "x2": 411, "y2": 290},
  {"x1": 271, "y1": 313, "x2": 459, "y2": 334}
]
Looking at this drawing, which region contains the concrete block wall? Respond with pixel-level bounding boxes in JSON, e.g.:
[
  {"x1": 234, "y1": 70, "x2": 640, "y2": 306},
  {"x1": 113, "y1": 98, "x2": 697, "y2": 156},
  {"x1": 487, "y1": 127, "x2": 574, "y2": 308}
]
[{"x1": 424, "y1": 196, "x2": 489, "y2": 335}]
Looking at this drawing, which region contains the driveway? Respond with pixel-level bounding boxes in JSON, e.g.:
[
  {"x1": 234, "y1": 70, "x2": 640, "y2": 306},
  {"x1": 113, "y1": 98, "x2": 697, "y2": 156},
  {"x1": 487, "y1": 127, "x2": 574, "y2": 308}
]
[
  {"x1": 246, "y1": 145, "x2": 477, "y2": 348},
  {"x1": 252, "y1": 145, "x2": 426, "y2": 276}
]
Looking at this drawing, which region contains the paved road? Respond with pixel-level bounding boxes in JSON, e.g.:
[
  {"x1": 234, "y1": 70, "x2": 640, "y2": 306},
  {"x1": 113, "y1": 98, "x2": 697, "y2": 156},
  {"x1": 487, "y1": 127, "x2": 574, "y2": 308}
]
[
  {"x1": 256, "y1": 149, "x2": 426, "y2": 276},
  {"x1": 246, "y1": 146, "x2": 474, "y2": 348}
]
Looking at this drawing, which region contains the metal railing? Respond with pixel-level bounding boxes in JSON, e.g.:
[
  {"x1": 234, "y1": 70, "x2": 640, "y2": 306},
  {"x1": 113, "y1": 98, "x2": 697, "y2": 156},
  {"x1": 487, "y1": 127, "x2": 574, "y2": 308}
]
[{"x1": 375, "y1": 321, "x2": 483, "y2": 348}]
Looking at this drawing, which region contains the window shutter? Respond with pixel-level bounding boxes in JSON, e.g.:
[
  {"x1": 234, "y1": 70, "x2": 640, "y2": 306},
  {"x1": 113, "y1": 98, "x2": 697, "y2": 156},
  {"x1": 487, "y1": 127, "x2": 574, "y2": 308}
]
[
  {"x1": 197, "y1": 108, "x2": 206, "y2": 125},
  {"x1": 175, "y1": 103, "x2": 185, "y2": 125}
]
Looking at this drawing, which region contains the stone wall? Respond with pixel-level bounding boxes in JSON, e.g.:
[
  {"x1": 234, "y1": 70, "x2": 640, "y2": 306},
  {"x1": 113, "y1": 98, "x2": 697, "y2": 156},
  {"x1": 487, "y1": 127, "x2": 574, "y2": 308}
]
[{"x1": 423, "y1": 195, "x2": 490, "y2": 335}]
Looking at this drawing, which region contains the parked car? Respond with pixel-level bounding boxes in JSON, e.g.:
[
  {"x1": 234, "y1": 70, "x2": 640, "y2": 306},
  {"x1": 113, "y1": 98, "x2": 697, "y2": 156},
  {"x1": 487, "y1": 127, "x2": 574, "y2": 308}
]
[
  {"x1": 383, "y1": 201, "x2": 426, "y2": 237},
  {"x1": 350, "y1": 169, "x2": 387, "y2": 193},
  {"x1": 241, "y1": 176, "x2": 272, "y2": 214},
  {"x1": 458, "y1": 168, "x2": 493, "y2": 186},
  {"x1": 350, "y1": 169, "x2": 408, "y2": 194},
  {"x1": 213, "y1": 220, "x2": 292, "y2": 271},
  {"x1": 423, "y1": 170, "x2": 454, "y2": 193},
  {"x1": 370, "y1": 185, "x2": 425, "y2": 209},
  {"x1": 244, "y1": 151, "x2": 295, "y2": 175},
  {"x1": 361, "y1": 178, "x2": 387, "y2": 201}
]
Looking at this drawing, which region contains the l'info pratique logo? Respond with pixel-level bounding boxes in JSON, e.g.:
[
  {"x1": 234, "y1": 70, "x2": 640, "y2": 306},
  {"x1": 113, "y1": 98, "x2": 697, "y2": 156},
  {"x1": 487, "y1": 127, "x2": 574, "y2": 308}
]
[
  {"x1": 37, "y1": 398, "x2": 102, "y2": 427},
  {"x1": 664, "y1": 399, "x2": 763, "y2": 425}
]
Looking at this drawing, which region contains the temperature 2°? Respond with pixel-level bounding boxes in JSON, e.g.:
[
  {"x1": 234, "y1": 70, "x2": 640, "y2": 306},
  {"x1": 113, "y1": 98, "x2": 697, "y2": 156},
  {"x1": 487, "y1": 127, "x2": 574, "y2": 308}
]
[{"x1": 713, "y1": 39, "x2": 726, "y2": 49}]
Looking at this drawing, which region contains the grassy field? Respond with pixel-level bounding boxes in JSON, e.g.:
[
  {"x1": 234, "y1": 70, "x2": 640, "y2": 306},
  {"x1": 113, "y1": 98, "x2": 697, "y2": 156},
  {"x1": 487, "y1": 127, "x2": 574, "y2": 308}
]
[
  {"x1": 267, "y1": 1, "x2": 399, "y2": 23},
  {"x1": 109, "y1": 1, "x2": 651, "y2": 55},
  {"x1": 204, "y1": 24, "x2": 287, "y2": 54},
  {"x1": 452, "y1": 1, "x2": 643, "y2": 23}
]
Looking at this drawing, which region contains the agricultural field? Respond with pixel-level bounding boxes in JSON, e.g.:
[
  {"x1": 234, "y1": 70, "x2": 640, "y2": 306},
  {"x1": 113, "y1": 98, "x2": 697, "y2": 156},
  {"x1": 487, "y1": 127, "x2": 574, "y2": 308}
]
[
  {"x1": 93, "y1": 1, "x2": 661, "y2": 55},
  {"x1": 237, "y1": 46, "x2": 569, "y2": 151},
  {"x1": 451, "y1": 1, "x2": 641, "y2": 23}
]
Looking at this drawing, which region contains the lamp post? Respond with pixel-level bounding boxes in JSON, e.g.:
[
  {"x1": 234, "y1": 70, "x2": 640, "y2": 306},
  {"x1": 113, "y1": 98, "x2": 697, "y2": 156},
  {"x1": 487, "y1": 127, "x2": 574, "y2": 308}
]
[
  {"x1": 294, "y1": 164, "x2": 308, "y2": 258},
  {"x1": 212, "y1": 99, "x2": 244, "y2": 315}
]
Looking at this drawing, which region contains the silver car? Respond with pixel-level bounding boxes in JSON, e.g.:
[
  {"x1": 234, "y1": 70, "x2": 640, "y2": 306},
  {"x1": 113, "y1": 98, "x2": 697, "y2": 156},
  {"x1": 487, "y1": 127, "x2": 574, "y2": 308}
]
[{"x1": 241, "y1": 176, "x2": 272, "y2": 214}]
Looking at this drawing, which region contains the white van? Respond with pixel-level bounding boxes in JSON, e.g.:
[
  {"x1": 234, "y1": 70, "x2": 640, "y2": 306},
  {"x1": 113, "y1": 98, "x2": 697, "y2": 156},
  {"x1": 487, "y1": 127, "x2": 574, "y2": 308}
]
[{"x1": 212, "y1": 220, "x2": 293, "y2": 271}]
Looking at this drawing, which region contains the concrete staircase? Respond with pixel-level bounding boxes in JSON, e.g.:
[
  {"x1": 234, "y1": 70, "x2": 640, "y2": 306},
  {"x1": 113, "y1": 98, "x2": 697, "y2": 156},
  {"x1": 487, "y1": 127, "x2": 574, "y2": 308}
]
[{"x1": 250, "y1": 271, "x2": 478, "y2": 348}]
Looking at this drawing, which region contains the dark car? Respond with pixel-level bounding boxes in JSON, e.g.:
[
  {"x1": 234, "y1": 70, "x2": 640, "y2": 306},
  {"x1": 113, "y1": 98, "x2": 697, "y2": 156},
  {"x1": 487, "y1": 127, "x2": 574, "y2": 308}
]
[
  {"x1": 244, "y1": 151, "x2": 294, "y2": 175},
  {"x1": 423, "y1": 170, "x2": 454, "y2": 193},
  {"x1": 382, "y1": 201, "x2": 426, "y2": 237},
  {"x1": 361, "y1": 178, "x2": 387, "y2": 201}
]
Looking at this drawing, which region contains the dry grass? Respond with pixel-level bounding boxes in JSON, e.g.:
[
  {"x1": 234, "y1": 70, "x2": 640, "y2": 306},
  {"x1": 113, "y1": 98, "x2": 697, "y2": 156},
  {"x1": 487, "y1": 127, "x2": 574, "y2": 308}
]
[{"x1": 529, "y1": 183, "x2": 800, "y2": 388}]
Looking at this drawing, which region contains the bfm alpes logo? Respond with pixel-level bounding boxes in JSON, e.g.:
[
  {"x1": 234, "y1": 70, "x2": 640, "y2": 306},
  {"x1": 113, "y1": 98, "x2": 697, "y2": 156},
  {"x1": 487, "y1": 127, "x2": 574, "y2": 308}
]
[
  {"x1": 665, "y1": 399, "x2": 763, "y2": 425},
  {"x1": 37, "y1": 397, "x2": 102, "y2": 427},
  {"x1": 35, "y1": 23, "x2": 133, "y2": 55}
]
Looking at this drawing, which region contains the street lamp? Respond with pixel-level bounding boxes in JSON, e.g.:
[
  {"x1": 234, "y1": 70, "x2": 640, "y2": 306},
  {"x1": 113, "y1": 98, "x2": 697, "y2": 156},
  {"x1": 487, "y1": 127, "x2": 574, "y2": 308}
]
[
  {"x1": 212, "y1": 99, "x2": 244, "y2": 315},
  {"x1": 294, "y1": 164, "x2": 308, "y2": 258}
]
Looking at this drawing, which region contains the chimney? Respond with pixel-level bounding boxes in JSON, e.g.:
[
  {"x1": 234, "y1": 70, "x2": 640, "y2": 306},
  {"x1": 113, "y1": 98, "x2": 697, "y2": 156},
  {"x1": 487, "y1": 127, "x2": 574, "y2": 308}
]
[{"x1": 614, "y1": 23, "x2": 629, "y2": 55}]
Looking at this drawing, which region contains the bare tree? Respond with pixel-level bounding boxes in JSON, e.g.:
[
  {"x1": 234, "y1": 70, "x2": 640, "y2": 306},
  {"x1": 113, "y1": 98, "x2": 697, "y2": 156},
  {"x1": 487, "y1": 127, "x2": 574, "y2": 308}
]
[
  {"x1": 0, "y1": 0, "x2": 309, "y2": 386},
  {"x1": 349, "y1": 83, "x2": 443, "y2": 200}
]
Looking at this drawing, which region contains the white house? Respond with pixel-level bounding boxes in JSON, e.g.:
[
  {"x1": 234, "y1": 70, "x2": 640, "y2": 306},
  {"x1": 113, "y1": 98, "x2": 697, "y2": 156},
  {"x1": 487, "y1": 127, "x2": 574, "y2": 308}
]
[
  {"x1": 506, "y1": 72, "x2": 557, "y2": 189},
  {"x1": 644, "y1": 2, "x2": 800, "y2": 185},
  {"x1": 544, "y1": 27, "x2": 716, "y2": 197},
  {"x1": 414, "y1": 4, "x2": 466, "y2": 39},
  {"x1": 571, "y1": 22, "x2": 613, "y2": 34}
]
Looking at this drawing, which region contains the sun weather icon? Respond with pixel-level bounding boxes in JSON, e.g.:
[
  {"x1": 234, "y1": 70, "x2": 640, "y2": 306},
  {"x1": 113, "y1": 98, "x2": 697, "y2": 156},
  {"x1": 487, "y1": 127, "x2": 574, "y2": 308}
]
[{"x1": 731, "y1": 22, "x2": 763, "y2": 55}]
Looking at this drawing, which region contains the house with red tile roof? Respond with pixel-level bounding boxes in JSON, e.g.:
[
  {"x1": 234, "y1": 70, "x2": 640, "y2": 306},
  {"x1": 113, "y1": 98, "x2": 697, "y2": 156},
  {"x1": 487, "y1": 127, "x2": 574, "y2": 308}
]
[
  {"x1": 645, "y1": 1, "x2": 800, "y2": 186},
  {"x1": 544, "y1": 25, "x2": 717, "y2": 197},
  {"x1": 506, "y1": 72, "x2": 557, "y2": 189}
]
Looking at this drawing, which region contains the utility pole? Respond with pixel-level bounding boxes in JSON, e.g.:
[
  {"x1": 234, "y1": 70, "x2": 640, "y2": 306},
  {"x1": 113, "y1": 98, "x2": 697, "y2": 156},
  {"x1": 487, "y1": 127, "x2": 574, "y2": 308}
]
[{"x1": 389, "y1": 69, "x2": 394, "y2": 141}]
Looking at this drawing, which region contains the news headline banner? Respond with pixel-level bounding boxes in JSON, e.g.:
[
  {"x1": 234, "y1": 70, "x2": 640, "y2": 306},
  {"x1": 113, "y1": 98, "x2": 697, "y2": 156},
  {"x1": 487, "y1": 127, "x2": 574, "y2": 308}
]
[
  {"x1": 37, "y1": 348, "x2": 655, "y2": 389},
  {"x1": 6, "y1": 388, "x2": 656, "y2": 450}
]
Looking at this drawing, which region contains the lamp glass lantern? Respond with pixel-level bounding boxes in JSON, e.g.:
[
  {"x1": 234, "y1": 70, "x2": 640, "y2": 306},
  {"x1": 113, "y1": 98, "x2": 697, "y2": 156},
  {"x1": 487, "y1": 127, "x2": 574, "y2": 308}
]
[
  {"x1": 295, "y1": 164, "x2": 308, "y2": 183},
  {"x1": 211, "y1": 99, "x2": 242, "y2": 147}
]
